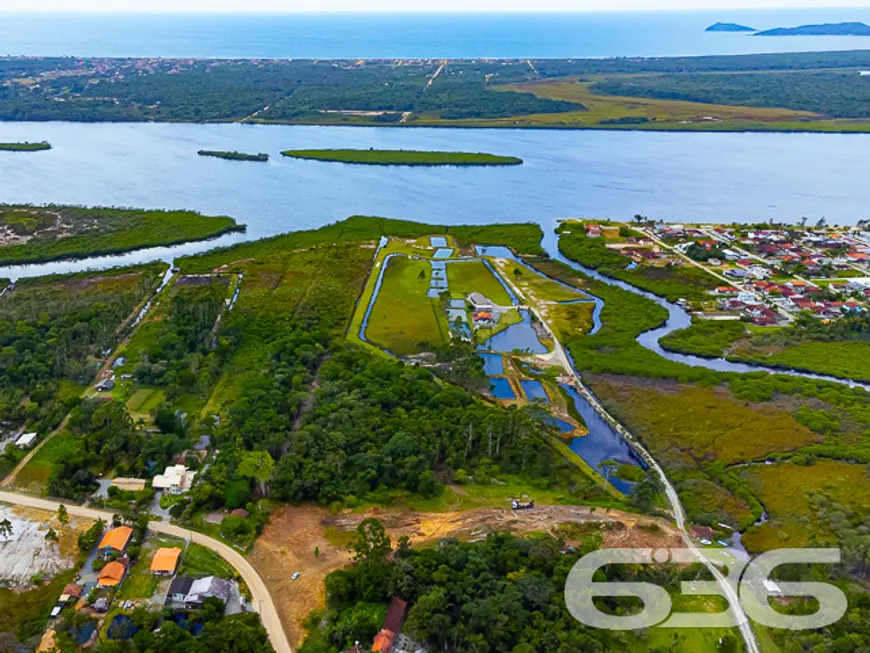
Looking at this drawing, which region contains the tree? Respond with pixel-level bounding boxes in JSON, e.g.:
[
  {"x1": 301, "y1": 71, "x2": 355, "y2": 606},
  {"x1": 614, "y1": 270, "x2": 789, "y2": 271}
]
[
  {"x1": 237, "y1": 451, "x2": 275, "y2": 497},
  {"x1": 57, "y1": 504, "x2": 69, "y2": 524},
  {"x1": 45, "y1": 528, "x2": 59, "y2": 543},
  {"x1": 350, "y1": 518, "x2": 391, "y2": 565},
  {"x1": 0, "y1": 518, "x2": 13, "y2": 540}
]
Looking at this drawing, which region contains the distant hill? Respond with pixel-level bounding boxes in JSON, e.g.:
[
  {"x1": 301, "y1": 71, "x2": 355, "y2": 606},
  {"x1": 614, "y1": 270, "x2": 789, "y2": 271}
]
[
  {"x1": 755, "y1": 22, "x2": 870, "y2": 36},
  {"x1": 706, "y1": 22, "x2": 756, "y2": 33}
]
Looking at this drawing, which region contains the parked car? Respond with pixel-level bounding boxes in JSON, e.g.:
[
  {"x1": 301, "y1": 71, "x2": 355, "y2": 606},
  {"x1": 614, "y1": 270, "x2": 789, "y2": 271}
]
[{"x1": 291, "y1": 572, "x2": 300, "y2": 580}]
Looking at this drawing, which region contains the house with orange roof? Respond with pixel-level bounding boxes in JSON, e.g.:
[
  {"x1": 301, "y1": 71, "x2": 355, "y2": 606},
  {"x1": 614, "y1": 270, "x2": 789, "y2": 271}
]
[
  {"x1": 98, "y1": 525, "x2": 133, "y2": 556},
  {"x1": 371, "y1": 597, "x2": 407, "y2": 653},
  {"x1": 150, "y1": 547, "x2": 182, "y2": 575},
  {"x1": 97, "y1": 559, "x2": 128, "y2": 588}
]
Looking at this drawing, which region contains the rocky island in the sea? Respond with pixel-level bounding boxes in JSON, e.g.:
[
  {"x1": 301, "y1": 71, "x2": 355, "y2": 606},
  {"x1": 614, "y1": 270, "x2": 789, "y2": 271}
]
[
  {"x1": 755, "y1": 21, "x2": 870, "y2": 36},
  {"x1": 706, "y1": 22, "x2": 756, "y2": 32}
]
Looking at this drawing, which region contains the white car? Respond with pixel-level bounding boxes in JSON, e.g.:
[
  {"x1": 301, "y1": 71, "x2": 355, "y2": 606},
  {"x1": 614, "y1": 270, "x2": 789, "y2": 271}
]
[{"x1": 291, "y1": 572, "x2": 301, "y2": 580}]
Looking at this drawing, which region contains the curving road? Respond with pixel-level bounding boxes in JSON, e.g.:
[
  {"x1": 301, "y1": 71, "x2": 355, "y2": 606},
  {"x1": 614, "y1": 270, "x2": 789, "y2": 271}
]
[{"x1": 0, "y1": 491, "x2": 292, "y2": 653}]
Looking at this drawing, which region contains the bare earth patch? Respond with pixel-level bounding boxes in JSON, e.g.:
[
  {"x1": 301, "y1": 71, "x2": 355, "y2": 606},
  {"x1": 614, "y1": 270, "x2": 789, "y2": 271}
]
[
  {"x1": 0, "y1": 505, "x2": 94, "y2": 587},
  {"x1": 250, "y1": 503, "x2": 679, "y2": 648}
]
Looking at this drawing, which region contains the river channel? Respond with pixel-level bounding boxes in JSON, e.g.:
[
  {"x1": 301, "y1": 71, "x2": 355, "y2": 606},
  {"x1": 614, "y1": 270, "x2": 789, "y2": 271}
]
[{"x1": 2, "y1": 121, "x2": 868, "y2": 490}]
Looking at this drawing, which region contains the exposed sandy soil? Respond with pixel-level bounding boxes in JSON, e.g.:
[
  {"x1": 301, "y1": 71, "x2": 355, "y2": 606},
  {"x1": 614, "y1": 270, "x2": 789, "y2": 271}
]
[
  {"x1": 250, "y1": 502, "x2": 680, "y2": 648},
  {"x1": 0, "y1": 504, "x2": 95, "y2": 587}
]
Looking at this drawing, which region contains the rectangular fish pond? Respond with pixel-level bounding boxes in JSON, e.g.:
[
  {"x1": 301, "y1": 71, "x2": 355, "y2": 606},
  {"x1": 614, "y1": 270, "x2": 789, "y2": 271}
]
[
  {"x1": 479, "y1": 353, "x2": 504, "y2": 376},
  {"x1": 520, "y1": 379, "x2": 550, "y2": 402},
  {"x1": 489, "y1": 377, "x2": 516, "y2": 400}
]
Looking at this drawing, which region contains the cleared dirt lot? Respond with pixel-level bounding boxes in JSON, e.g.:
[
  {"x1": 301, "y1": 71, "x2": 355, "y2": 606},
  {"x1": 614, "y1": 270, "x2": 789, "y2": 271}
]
[
  {"x1": 250, "y1": 502, "x2": 680, "y2": 648},
  {"x1": 0, "y1": 504, "x2": 94, "y2": 587}
]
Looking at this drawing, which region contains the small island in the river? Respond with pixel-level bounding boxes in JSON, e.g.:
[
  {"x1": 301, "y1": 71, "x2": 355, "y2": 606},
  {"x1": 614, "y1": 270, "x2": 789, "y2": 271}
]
[
  {"x1": 198, "y1": 150, "x2": 269, "y2": 162},
  {"x1": 706, "y1": 22, "x2": 756, "y2": 32},
  {"x1": 0, "y1": 141, "x2": 51, "y2": 152},
  {"x1": 281, "y1": 149, "x2": 524, "y2": 166},
  {"x1": 755, "y1": 22, "x2": 870, "y2": 36}
]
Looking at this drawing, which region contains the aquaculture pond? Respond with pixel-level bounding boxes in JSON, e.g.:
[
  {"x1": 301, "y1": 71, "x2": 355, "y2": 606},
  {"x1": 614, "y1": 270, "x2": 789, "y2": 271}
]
[
  {"x1": 520, "y1": 379, "x2": 549, "y2": 402},
  {"x1": 71, "y1": 620, "x2": 97, "y2": 645},
  {"x1": 489, "y1": 377, "x2": 516, "y2": 400},
  {"x1": 479, "y1": 353, "x2": 504, "y2": 376},
  {"x1": 545, "y1": 415, "x2": 576, "y2": 433},
  {"x1": 478, "y1": 310, "x2": 547, "y2": 354},
  {"x1": 560, "y1": 384, "x2": 645, "y2": 494},
  {"x1": 433, "y1": 247, "x2": 454, "y2": 259},
  {"x1": 430, "y1": 236, "x2": 448, "y2": 248}
]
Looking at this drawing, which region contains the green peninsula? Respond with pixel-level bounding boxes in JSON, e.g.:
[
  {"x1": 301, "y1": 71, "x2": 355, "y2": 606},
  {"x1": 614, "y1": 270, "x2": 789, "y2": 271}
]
[
  {"x1": 0, "y1": 205, "x2": 244, "y2": 265},
  {"x1": 281, "y1": 149, "x2": 523, "y2": 166}
]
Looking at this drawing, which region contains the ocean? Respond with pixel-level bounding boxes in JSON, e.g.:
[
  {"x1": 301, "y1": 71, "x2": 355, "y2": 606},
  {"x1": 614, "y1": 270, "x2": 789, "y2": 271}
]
[{"x1": 2, "y1": 8, "x2": 870, "y2": 59}]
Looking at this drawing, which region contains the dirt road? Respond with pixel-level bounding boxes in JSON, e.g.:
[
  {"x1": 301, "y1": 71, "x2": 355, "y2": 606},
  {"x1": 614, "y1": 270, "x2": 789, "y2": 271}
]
[{"x1": 0, "y1": 491, "x2": 292, "y2": 653}]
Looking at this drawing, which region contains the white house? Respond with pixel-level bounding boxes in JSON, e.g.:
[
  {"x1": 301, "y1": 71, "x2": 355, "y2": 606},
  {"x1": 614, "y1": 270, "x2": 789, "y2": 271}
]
[
  {"x1": 152, "y1": 464, "x2": 196, "y2": 494},
  {"x1": 15, "y1": 432, "x2": 38, "y2": 449}
]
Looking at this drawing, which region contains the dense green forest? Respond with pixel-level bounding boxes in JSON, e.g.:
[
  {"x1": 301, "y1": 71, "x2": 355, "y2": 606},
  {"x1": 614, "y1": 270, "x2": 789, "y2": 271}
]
[
  {"x1": 591, "y1": 70, "x2": 870, "y2": 119},
  {"x1": 5, "y1": 51, "x2": 870, "y2": 126},
  {"x1": 0, "y1": 265, "x2": 164, "y2": 432},
  {"x1": 302, "y1": 519, "x2": 745, "y2": 653}
]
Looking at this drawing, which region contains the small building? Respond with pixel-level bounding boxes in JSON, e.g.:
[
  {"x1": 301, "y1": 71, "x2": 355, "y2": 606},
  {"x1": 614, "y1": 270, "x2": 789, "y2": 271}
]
[
  {"x1": 98, "y1": 525, "x2": 133, "y2": 556},
  {"x1": 93, "y1": 597, "x2": 110, "y2": 613},
  {"x1": 95, "y1": 378, "x2": 115, "y2": 392},
  {"x1": 372, "y1": 597, "x2": 408, "y2": 653},
  {"x1": 194, "y1": 435, "x2": 212, "y2": 451},
  {"x1": 689, "y1": 525, "x2": 714, "y2": 541},
  {"x1": 110, "y1": 477, "x2": 147, "y2": 493},
  {"x1": 59, "y1": 583, "x2": 83, "y2": 604},
  {"x1": 152, "y1": 464, "x2": 197, "y2": 495},
  {"x1": 97, "y1": 559, "x2": 128, "y2": 588},
  {"x1": 467, "y1": 292, "x2": 493, "y2": 311},
  {"x1": 168, "y1": 576, "x2": 194, "y2": 604},
  {"x1": 150, "y1": 547, "x2": 182, "y2": 575},
  {"x1": 183, "y1": 576, "x2": 232, "y2": 608},
  {"x1": 111, "y1": 357, "x2": 127, "y2": 368},
  {"x1": 231, "y1": 508, "x2": 249, "y2": 519},
  {"x1": 15, "y1": 432, "x2": 38, "y2": 449}
]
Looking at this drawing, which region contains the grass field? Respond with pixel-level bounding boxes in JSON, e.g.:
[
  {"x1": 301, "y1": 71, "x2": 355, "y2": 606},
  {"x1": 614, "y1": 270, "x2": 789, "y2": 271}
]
[
  {"x1": 13, "y1": 432, "x2": 82, "y2": 494},
  {"x1": 740, "y1": 459, "x2": 870, "y2": 552},
  {"x1": 447, "y1": 260, "x2": 513, "y2": 306},
  {"x1": 0, "y1": 205, "x2": 243, "y2": 265},
  {"x1": 281, "y1": 149, "x2": 523, "y2": 166},
  {"x1": 0, "y1": 570, "x2": 75, "y2": 650},
  {"x1": 547, "y1": 301, "x2": 597, "y2": 340},
  {"x1": 366, "y1": 256, "x2": 449, "y2": 355},
  {"x1": 178, "y1": 542, "x2": 236, "y2": 578},
  {"x1": 587, "y1": 375, "x2": 822, "y2": 468},
  {"x1": 502, "y1": 78, "x2": 821, "y2": 129}
]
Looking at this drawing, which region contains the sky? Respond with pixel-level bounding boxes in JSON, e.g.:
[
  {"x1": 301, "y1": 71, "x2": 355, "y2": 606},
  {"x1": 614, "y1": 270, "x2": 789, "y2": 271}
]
[{"x1": 2, "y1": 0, "x2": 870, "y2": 12}]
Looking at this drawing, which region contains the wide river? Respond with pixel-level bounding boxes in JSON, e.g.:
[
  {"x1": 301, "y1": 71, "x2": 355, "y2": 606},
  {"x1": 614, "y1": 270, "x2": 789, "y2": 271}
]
[{"x1": 1, "y1": 121, "x2": 869, "y2": 276}]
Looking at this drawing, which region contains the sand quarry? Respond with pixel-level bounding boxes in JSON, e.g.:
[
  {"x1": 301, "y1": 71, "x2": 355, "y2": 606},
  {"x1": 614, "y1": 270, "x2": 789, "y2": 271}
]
[{"x1": 0, "y1": 504, "x2": 92, "y2": 587}]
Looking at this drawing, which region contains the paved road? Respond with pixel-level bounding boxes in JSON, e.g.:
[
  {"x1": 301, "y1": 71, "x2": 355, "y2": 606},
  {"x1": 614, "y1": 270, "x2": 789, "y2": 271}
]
[
  {"x1": 0, "y1": 491, "x2": 292, "y2": 653},
  {"x1": 491, "y1": 257, "x2": 762, "y2": 653}
]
